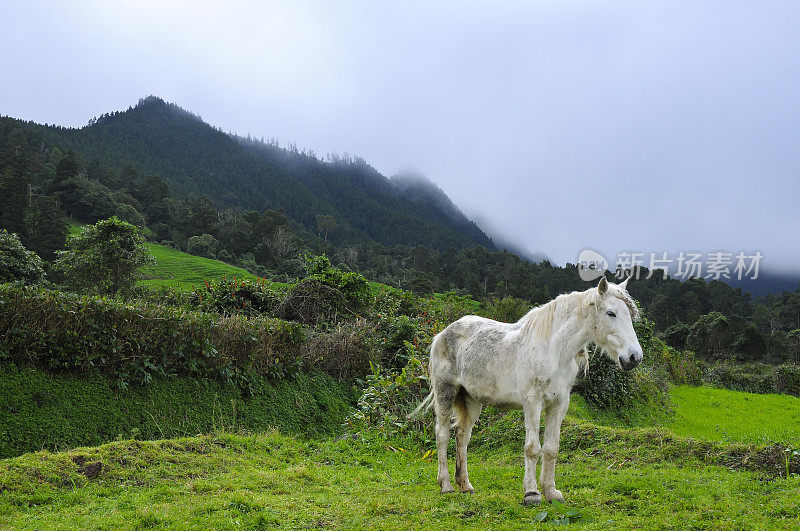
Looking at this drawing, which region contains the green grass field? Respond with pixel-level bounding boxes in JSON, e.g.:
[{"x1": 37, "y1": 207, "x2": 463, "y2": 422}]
[
  {"x1": 570, "y1": 385, "x2": 800, "y2": 447},
  {"x1": 1, "y1": 428, "x2": 798, "y2": 529},
  {"x1": 139, "y1": 242, "x2": 259, "y2": 292},
  {"x1": 666, "y1": 386, "x2": 800, "y2": 446},
  {"x1": 2, "y1": 387, "x2": 800, "y2": 529}
]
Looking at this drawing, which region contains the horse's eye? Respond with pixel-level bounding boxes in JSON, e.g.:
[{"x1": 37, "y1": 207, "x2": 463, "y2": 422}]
[{"x1": 606, "y1": 310, "x2": 616, "y2": 318}]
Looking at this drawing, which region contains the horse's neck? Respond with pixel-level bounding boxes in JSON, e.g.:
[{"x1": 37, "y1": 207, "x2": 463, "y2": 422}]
[{"x1": 550, "y1": 306, "x2": 593, "y2": 370}]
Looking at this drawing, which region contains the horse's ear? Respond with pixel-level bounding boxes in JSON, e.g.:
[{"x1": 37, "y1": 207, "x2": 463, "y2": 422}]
[
  {"x1": 619, "y1": 276, "x2": 631, "y2": 291},
  {"x1": 597, "y1": 277, "x2": 608, "y2": 295}
]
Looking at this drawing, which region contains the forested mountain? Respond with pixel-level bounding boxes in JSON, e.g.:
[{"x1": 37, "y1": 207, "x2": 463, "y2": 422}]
[{"x1": 8, "y1": 96, "x2": 491, "y2": 251}]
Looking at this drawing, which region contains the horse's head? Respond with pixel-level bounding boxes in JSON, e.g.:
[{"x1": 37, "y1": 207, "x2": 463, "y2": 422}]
[{"x1": 589, "y1": 276, "x2": 643, "y2": 371}]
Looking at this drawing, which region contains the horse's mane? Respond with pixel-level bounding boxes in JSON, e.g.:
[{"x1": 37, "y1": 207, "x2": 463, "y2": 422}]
[{"x1": 519, "y1": 285, "x2": 639, "y2": 342}]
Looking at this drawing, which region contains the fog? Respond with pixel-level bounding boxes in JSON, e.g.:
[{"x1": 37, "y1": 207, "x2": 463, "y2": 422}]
[{"x1": 2, "y1": 1, "x2": 799, "y2": 271}]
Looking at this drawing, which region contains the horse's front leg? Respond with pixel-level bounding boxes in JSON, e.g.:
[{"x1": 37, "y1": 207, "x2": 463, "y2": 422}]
[
  {"x1": 521, "y1": 397, "x2": 543, "y2": 505},
  {"x1": 539, "y1": 397, "x2": 569, "y2": 503}
]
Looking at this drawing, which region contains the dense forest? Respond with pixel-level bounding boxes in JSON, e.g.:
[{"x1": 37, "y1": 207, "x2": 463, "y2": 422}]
[{"x1": 1, "y1": 97, "x2": 799, "y2": 364}]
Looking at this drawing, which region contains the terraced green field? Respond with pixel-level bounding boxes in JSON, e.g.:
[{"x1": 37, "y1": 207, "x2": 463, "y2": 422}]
[{"x1": 139, "y1": 242, "x2": 259, "y2": 291}]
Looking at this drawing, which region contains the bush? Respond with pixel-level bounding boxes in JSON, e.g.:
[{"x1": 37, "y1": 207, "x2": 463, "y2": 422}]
[
  {"x1": 376, "y1": 314, "x2": 417, "y2": 368},
  {"x1": 0, "y1": 230, "x2": 45, "y2": 284},
  {"x1": 114, "y1": 203, "x2": 145, "y2": 227},
  {"x1": 191, "y1": 276, "x2": 285, "y2": 316},
  {"x1": 275, "y1": 255, "x2": 370, "y2": 325},
  {"x1": 346, "y1": 355, "x2": 429, "y2": 439},
  {"x1": 54, "y1": 217, "x2": 154, "y2": 295},
  {"x1": 0, "y1": 364, "x2": 353, "y2": 458},
  {"x1": 305, "y1": 319, "x2": 379, "y2": 380},
  {"x1": 774, "y1": 364, "x2": 800, "y2": 395},
  {"x1": 705, "y1": 363, "x2": 775, "y2": 394},
  {"x1": 485, "y1": 296, "x2": 529, "y2": 323},
  {"x1": 186, "y1": 233, "x2": 220, "y2": 259}
]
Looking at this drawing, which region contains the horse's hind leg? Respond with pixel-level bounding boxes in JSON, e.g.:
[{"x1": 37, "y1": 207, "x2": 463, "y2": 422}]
[
  {"x1": 433, "y1": 382, "x2": 457, "y2": 494},
  {"x1": 453, "y1": 391, "x2": 482, "y2": 493}
]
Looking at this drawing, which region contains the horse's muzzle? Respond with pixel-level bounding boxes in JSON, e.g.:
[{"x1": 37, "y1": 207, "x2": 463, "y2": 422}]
[{"x1": 620, "y1": 348, "x2": 643, "y2": 371}]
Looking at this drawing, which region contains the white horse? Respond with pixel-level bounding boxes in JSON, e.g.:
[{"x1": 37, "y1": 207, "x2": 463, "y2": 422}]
[{"x1": 410, "y1": 277, "x2": 642, "y2": 505}]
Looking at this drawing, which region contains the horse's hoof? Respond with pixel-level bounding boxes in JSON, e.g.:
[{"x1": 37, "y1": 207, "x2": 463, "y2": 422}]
[
  {"x1": 543, "y1": 489, "x2": 564, "y2": 503},
  {"x1": 461, "y1": 487, "x2": 475, "y2": 494},
  {"x1": 440, "y1": 486, "x2": 455, "y2": 494},
  {"x1": 522, "y1": 491, "x2": 542, "y2": 505}
]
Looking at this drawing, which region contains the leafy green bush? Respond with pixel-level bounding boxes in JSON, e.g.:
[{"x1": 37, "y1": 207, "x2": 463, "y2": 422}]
[
  {"x1": 346, "y1": 355, "x2": 428, "y2": 439},
  {"x1": 54, "y1": 217, "x2": 154, "y2": 295},
  {"x1": 0, "y1": 364, "x2": 353, "y2": 458},
  {"x1": 0, "y1": 230, "x2": 45, "y2": 284},
  {"x1": 276, "y1": 255, "x2": 370, "y2": 325},
  {"x1": 774, "y1": 364, "x2": 800, "y2": 395},
  {"x1": 705, "y1": 363, "x2": 775, "y2": 394},
  {"x1": 305, "y1": 320, "x2": 379, "y2": 380},
  {"x1": 484, "y1": 296, "x2": 529, "y2": 323},
  {"x1": 186, "y1": 233, "x2": 220, "y2": 259},
  {"x1": 191, "y1": 276, "x2": 286, "y2": 316},
  {"x1": 376, "y1": 314, "x2": 417, "y2": 367}
]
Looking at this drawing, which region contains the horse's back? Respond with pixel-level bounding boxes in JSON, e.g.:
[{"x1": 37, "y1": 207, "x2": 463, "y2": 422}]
[
  {"x1": 433, "y1": 314, "x2": 513, "y2": 356},
  {"x1": 432, "y1": 315, "x2": 522, "y2": 393}
]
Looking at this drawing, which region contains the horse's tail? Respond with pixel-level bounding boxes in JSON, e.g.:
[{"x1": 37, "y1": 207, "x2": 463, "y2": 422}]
[
  {"x1": 407, "y1": 390, "x2": 435, "y2": 419},
  {"x1": 407, "y1": 330, "x2": 449, "y2": 420}
]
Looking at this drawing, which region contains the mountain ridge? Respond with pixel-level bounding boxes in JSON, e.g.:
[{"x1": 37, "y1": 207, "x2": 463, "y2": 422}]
[{"x1": 17, "y1": 96, "x2": 494, "y2": 251}]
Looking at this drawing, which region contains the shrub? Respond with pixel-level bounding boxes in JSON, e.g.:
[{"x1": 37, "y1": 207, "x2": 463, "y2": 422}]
[
  {"x1": 191, "y1": 276, "x2": 285, "y2": 316},
  {"x1": 186, "y1": 233, "x2": 220, "y2": 259},
  {"x1": 346, "y1": 355, "x2": 429, "y2": 439},
  {"x1": 0, "y1": 230, "x2": 45, "y2": 284},
  {"x1": 275, "y1": 255, "x2": 370, "y2": 325},
  {"x1": 774, "y1": 364, "x2": 800, "y2": 396},
  {"x1": 705, "y1": 363, "x2": 775, "y2": 394},
  {"x1": 305, "y1": 319, "x2": 379, "y2": 380},
  {"x1": 376, "y1": 314, "x2": 417, "y2": 368},
  {"x1": 54, "y1": 217, "x2": 153, "y2": 295},
  {"x1": 114, "y1": 203, "x2": 145, "y2": 227},
  {"x1": 704, "y1": 362, "x2": 800, "y2": 397}
]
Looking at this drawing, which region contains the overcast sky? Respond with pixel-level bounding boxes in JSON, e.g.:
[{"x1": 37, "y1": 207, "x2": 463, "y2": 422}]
[{"x1": 2, "y1": 1, "x2": 799, "y2": 272}]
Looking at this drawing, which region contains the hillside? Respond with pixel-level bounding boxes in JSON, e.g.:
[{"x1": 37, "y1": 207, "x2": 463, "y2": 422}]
[{"x1": 5, "y1": 96, "x2": 492, "y2": 251}]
